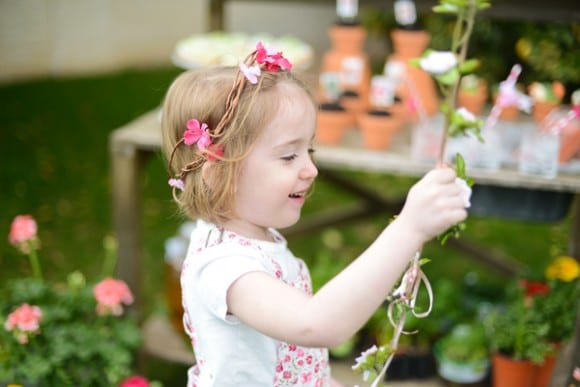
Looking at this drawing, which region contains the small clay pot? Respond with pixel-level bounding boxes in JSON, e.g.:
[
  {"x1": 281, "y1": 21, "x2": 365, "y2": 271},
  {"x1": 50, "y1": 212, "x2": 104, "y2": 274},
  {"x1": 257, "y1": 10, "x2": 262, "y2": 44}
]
[
  {"x1": 315, "y1": 103, "x2": 354, "y2": 146},
  {"x1": 357, "y1": 110, "x2": 403, "y2": 150}
]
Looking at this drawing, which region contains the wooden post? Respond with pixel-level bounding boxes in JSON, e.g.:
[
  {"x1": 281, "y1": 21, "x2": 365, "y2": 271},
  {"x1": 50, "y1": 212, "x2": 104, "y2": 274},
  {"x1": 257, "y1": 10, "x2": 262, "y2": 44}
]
[{"x1": 110, "y1": 135, "x2": 144, "y2": 323}]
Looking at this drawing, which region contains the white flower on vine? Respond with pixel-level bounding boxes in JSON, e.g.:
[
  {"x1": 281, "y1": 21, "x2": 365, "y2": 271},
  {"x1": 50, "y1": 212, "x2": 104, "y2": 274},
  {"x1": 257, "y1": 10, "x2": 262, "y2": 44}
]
[
  {"x1": 456, "y1": 107, "x2": 477, "y2": 122},
  {"x1": 455, "y1": 177, "x2": 472, "y2": 208},
  {"x1": 352, "y1": 344, "x2": 378, "y2": 380},
  {"x1": 419, "y1": 51, "x2": 457, "y2": 75}
]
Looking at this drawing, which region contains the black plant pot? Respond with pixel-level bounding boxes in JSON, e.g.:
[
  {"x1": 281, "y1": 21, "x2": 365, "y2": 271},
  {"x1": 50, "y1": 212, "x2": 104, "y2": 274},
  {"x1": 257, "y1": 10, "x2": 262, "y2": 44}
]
[
  {"x1": 469, "y1": 185, "x2": 573, "y2": 222},
  {"x1": 386, "y1": 349, "x2": 436, "y2": 381}
]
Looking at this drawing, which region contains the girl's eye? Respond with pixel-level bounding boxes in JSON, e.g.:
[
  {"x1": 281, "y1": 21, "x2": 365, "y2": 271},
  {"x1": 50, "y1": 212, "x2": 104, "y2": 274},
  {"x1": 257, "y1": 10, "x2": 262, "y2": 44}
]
[
  {"x1": 308, "y1": 147, "x2": 316, "y2": 156},
  {"x1": 281, "y1": 154, "x2": 298, "y2": 161}
]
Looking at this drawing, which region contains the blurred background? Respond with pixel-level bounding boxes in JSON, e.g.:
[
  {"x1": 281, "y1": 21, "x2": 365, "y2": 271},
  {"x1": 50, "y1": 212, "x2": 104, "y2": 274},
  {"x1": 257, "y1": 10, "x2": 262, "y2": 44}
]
[{"x1": 1, "y1": 0, "x2": 578, "y2": 385}]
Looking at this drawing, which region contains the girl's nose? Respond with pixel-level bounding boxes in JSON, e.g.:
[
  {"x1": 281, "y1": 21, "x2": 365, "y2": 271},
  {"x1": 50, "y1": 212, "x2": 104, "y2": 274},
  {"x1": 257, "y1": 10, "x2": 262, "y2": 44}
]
[{"x1": 300, "y1": 156, "x2": 318, "y2": 180}]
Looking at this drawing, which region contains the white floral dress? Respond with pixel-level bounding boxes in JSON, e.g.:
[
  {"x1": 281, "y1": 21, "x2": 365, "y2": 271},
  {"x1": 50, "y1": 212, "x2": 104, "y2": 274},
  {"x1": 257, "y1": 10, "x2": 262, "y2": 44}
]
[{"x1": 180, "y1": 219, "x2": 330, "y2": 387}]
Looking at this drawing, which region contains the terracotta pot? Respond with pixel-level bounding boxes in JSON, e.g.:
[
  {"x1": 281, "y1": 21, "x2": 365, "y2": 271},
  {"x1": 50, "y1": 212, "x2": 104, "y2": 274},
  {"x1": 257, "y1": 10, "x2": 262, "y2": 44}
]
[
  {"x1": 499, "y1": 105, "x2": 520, "y2": 121},
  {"x1": 492, "y1": 93, "x2": 520, "y2": 121},
  {"x1": 532, "y1": 353, "x2": 557, "y2": 387},
  {"x1": 321, "y1": 24, "x2": 371, "y2": 112},
  {"x1": 492, "y1": 353, "x2": 534, "y2": 387},
  {"x1": 316, "y1": 108, "x2": 354, "y2": 145},
  {"x1": 458, "y1": 81, "x2": 488, "y2": 116},
  {"x1": 327, "y1": 24, "x2": 367, "y2": 54},
  {"x1": 390, "y1": 29, "x2": 431, "y2": 59},
  {"x1": 540, "y1": 107, "x2": 580, "y2": 162},
  {"x1": 388, "y1": 29, "x2": 439, "y2": 118},
  {"x1": 533, "y1": 101, "x2": 559, "y2": 123},
  {"x1": 357, "y1": 111, "x2": 402, "y2": 150},
  {"x1": 341, "y1": 92, "x2": 369, "y2": 120},
  {"x1": 560, "y1": 127, "x2": 580, "y2": 162}
]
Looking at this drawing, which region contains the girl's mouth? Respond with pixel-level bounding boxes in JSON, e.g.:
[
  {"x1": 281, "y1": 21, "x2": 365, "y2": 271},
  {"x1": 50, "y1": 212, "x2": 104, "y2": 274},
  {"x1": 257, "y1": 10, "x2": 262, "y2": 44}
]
[{"x1": 289, "y1": 191, "x2": 306, "y2": 199}]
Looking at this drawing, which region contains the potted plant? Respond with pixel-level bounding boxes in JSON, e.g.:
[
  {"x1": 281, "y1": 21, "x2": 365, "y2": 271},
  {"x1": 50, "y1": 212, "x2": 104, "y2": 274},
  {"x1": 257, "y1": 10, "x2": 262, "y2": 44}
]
[
  {"x1": 434, "y1": 322, "x2": 491, "y2": 383},
  {"x1": 315, "y1": 71, "x2": 355, "y2": 146},
  {"x1": 0, "y1": 215, "x2": 157, "y2": 386},
  {"x1": 320, "y1": 8, "x2": 371, "y2": 120},
  {"x1": 483, "y1": 255, "x2": 580, "y2": 387},
  {"x1": 457, "y1": 74, "x2": 488, "y2": 116},
  {"x1": 528, "y1": 81, "x2": 565, "y2": 123},
  {"x1": 357, "y1": 74, "x2": 404, "y2": 151},
  {"x1": 527, "y1": 255, "x2": 580, "y2": 387},
  {"x1": 484, "y1": 296, "x2": 552, "y2": 387}
]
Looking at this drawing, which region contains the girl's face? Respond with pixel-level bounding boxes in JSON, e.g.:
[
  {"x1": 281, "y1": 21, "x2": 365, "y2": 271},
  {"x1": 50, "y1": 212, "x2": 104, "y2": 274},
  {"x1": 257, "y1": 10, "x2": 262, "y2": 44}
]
[{"x1": 226, "y1": 84, "x2": 318, "y2": 239}]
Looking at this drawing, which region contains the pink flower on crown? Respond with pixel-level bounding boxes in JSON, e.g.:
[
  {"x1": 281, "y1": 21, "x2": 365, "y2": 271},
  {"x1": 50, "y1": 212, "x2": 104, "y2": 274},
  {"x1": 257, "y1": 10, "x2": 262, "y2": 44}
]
[
  {"x1": 240, "y1": 63, "x2": 261, "y2": 84},
  {"x1": 168, "y1": 178, "x2": 185, "y2": 191},
  {"x1": 5, "y1": 303, "x2": 42, "y2": 344},
  {"x1": 184, "y1": 119, "x2": 213, "y2": 152},
  {"x1": 206, "y1": 143, "x2": 225, "y2": 162},
  {"x1": 255, "y1": 42, "x2": 292, "y2": 72},
  {"x1": 93, "y1": 277, "x2": 134, "y2": 316}
]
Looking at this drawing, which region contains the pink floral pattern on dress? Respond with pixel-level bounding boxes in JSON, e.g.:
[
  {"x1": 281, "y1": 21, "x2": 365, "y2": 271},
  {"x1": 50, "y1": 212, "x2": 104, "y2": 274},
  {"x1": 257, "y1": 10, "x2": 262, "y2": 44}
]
[
  {"x1": 183, "y1": 224, "x2": 330, "y2": 386},
  {"x1": 273, "y1": 342, "x2": 329, "y2": 386}
]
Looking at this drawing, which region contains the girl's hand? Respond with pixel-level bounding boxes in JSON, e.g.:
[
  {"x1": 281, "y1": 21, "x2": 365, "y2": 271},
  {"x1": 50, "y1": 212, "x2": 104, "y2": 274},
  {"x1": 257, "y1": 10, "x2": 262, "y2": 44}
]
[{"x1": 398, "y1": 167, "x2": 468, "y2": 242}]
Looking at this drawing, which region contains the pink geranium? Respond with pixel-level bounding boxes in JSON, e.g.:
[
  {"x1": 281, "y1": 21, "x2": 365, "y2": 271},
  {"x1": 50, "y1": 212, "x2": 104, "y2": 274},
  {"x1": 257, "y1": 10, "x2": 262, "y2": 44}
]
[
  {"x1": 255, "y1": 41, "x2": 292, "y2": 72},
  {"x1": 206, "y1": 143, "x2": 225, "y2": 162},
  {"x1": 93, "y1": 277, "x2": 134, "y2": 316},
  {"x1": 183, "y1": 119, "x2": 213, "y2": 151},
  {"x1": 9, "y1": 215, "x2": 38, "y2": 253},
  {"x1": 184, "y1": 119, "x2": 208, "y2": 146},
  {"x1": 120, "y1": 375, "x2": 150, "y2": 387},
  {"x1": 4, "y1": 303, "x2": 42, "y2": 344}
]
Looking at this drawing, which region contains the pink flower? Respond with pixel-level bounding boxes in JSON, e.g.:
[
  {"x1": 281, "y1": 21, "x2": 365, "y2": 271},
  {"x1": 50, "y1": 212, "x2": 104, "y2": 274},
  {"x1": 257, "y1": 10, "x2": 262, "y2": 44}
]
[
  {"x1": 168, "y1": 178, "x2": 185, "y2": 191},
  {"x1": 4, "y1": 303, "x2": 42, "y2": 344},
  {"x1": 573, "y1": 366, "x2": 580, "y2": 381},
  {"x1": 196, "y1": 130, "x2": 212, "y2": 151},
  {"x1": 183, "y1": 119, "x2": 209, "y2": 146},
  {"x1": 205, "y1": 143, "x2": 224, "y2": 162},
  {"x1": 120, "y1": 375, "x2": 149, "y2": 387},
  {"x1": 240, "y1": 63, "x2": 261, "y2": 84},
  {"x1": 255, "y1": 41, "x2": 292, "y2": 72},
  {"x1": 93, "y1": 277, "x2": 134, "y2": 316},
  {"x1": 9, "y1": 215, "x2": 37, "y2": 253}
]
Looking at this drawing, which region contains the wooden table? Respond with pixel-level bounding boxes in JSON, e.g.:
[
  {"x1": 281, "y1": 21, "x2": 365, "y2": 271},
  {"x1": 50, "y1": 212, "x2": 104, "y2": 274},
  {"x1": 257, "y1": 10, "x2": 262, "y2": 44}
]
[{"x1": 110, "y1": 108, "x2": 580, "y2": 384}]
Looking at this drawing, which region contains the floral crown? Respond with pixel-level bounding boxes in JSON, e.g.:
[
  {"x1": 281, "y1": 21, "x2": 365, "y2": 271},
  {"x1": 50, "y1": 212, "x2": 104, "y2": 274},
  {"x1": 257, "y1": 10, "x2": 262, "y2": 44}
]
[{"x1": 167, "y1": 41, "x2": 292, "y2": 195}]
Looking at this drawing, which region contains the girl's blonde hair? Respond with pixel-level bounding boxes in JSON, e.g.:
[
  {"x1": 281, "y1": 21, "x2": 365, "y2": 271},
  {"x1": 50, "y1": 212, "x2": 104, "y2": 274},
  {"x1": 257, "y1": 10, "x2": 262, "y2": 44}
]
[{"x1": 161, "y1": 66, "x2": 313, "y2": 224}]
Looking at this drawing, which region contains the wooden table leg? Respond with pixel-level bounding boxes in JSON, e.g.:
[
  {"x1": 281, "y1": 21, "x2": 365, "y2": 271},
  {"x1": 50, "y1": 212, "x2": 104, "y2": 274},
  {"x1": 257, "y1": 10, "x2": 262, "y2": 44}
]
[{"x1": 110, "y1": 140, "x2": 144, "y2": 322}]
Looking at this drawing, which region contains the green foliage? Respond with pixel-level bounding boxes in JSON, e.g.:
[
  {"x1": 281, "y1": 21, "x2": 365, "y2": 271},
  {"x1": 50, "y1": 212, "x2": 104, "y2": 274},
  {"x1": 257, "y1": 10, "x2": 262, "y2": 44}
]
[
  {"x1": 515, "y1": 22, "x2": 580, "y2": 84},
  {"x1": 0, "y1": 277, "x2": 142, "y2": 386},
  {"x1": 483, "y1": 285, "x2": 553, "y2": 364},
  {"x1": 436, "y1": 322, "x2": 489, "y2": 364},
  {"x1": 534, "y1": 279, "x2": 580, "y2": 342}
]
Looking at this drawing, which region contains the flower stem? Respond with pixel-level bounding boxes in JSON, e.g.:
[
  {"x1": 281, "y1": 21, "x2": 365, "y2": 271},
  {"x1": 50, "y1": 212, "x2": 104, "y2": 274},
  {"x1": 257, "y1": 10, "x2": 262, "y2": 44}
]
[
  {"x1": 437, "y1": 0, "x2": 478, "y2": 165},
  {"x1": 28, "y1": 248, "x2": 43, "y2": 280}
]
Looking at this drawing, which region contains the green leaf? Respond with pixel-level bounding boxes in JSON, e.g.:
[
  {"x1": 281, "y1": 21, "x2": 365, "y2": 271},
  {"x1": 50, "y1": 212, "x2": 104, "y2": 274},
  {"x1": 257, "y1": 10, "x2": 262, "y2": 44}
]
[
  {"x1": 408, "y1": 58, "x2": 421, "y2": 68},
  {"x1": 458, "y1": 59, "x2": 481, "y2": 74},
  {"x1": 432, "y1": 4, "x2": 459, "y2": 14},
  {"x1": 455, "y1": 153, "x2": 466, "y2": 178},
  {"x1": 436, "y1": 69, "x2": 460, "y2": 86}
]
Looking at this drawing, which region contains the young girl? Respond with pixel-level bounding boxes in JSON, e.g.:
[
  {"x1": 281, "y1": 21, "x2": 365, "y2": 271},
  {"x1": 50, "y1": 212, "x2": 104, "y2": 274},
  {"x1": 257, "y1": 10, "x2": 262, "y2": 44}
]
[{"x1": 162, "y1": 42, "x2": 469, "y2": 387}]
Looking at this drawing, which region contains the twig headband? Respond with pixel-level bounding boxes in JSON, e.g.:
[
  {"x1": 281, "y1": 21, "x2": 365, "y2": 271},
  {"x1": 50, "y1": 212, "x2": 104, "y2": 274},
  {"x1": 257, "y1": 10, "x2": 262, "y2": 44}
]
[{"x1": 167, "y1": 41, "x2": 293, "y2": 196}]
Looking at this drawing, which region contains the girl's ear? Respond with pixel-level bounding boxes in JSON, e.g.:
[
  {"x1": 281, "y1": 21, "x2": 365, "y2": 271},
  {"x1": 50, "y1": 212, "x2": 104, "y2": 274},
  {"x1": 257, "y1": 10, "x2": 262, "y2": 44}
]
[{"x1": 201, "y1": 161, "x2": 216, "y2": 190}]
